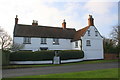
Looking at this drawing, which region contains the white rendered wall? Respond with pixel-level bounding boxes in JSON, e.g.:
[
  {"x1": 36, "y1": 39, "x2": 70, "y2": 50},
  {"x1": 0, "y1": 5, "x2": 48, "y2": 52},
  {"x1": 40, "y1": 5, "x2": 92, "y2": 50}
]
[
  {"x1": 14, "y1": 37, "x2": 73, "y2": 51},
  {"x1": 82, "y1": 26, "x2": 104, "y2": 60},
  {"x1": 72, "y1": 40, "x2": 81, "y2": 50}
]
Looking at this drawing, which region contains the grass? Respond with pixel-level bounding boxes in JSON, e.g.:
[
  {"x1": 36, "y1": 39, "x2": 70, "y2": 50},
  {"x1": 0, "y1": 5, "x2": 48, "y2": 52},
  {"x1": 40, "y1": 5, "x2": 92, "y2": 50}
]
[
  {"x1": 2, "y1": 59, "x2": 119, "y2": 69},
  {"x1": 16, "y1": 68, "x2": 119, "y2": 78}
]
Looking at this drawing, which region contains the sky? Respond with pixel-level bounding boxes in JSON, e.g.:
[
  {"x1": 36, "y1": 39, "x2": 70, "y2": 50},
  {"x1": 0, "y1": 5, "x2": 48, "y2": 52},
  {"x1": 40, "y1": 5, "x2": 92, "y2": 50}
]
[{"x1": 0, "y1": 0, "x2": 119, "y2": 38}]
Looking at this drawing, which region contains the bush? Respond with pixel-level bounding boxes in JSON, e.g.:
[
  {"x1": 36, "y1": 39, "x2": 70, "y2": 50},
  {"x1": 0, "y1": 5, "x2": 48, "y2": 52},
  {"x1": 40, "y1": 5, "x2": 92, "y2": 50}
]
[
  {"x1": 59, "y1": 50, "x2": 84, "y2": 60},
  {"x1": 10, "y1": 50, "x2": 84, "y2": 61},
  {"x1": 10, "y1": 50, "x2": 55, "y2": 61}
]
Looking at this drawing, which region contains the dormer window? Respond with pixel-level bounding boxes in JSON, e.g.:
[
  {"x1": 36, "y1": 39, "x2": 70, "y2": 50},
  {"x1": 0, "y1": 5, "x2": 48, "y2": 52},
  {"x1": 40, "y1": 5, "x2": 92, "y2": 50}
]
[
  {"x1": 88, "y1": 30, "x2": 90, "y2": 36},
  {"x1": 95, "y1": 31, "x2": 98, "y2": 36}
]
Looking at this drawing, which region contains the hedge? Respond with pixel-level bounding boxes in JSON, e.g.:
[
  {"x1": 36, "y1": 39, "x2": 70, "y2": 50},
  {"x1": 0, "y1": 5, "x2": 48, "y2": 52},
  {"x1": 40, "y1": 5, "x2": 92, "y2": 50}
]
[
  {"x1": 10, "y1": 50, "x2": 84, "y2": 61},
  {"x1": 2, "y1": 50, "x2": 10, "y2": 66},
  {"x1": 59, "y1": 50, "x2": 84, "y2": 60},
  {"x1": 10, "y1": 50, "x2": 55, "y2": 61}
]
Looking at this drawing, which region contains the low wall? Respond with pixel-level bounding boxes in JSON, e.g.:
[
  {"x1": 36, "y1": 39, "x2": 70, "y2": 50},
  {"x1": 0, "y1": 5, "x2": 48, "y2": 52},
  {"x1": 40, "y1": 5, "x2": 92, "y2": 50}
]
[
  {"x1": 10, "y1": 58, "x2": 84, "y2": 64},
  {"x1": 61, "y1": 58, "x2": 83, "y2": 63},
  {"x1": 104, "y1": 53, "x2": 119, "y2": 60},
  {"x1": 10, "y1": 61, "x2": 53, "y2": 64}
]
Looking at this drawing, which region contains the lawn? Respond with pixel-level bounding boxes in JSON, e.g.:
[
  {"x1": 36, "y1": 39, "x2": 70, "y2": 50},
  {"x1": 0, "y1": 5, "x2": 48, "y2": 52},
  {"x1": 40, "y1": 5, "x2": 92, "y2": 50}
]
[
  {"x1": 16, "y1": 68, "x2": 119, "y2": 78},
  {"x1": 2, "y1": 59, "x2": 119, "y2": 69}
]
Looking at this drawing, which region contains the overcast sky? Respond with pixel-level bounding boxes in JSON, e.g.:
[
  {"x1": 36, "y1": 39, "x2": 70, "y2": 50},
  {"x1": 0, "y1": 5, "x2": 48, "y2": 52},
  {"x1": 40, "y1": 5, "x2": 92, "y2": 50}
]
[{"x1": 0, "y1": 0, "x2": 119, "y2": 38}]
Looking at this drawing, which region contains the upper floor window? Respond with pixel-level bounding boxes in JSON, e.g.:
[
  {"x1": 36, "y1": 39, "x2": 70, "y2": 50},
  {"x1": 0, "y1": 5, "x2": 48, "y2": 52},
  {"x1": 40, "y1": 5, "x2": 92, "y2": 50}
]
[
  {"x1": 23, "y1": 37, "x2": 31, "y2": 44},
  {"x1": 95, "y1": 31, "x2": 98, "y2": 36},
  {"x1": 88, "y1": 30, "x2": 90, "y2": 36},
  {"x1": 41, "y1": 38, "x2": 47, "y2": 44},
  {"x1": 53, "y1": 38, "x2": 59, "y2": 45},
  {"x1": 75, "y1": 41, "x2": 78, "y2": 48},
  {"x1": 86, "y1": 40, "x2": 91, "y2": 46}
]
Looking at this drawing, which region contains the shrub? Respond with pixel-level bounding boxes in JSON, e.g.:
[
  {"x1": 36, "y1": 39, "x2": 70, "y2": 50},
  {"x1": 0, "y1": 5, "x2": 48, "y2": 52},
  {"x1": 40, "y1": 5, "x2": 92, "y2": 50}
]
[
  {"x1": 10, "y1": 50, "x2": 84, "y2": 61},
  {"x1": 10, "y1": 50, "x2": 54, "y2": 61},
  {"x1": 59, "y1": 50, "x2": 84, "y2": 60},
  {"x1": 2, "y1": 50, "x2": 10, "y2": 66}
]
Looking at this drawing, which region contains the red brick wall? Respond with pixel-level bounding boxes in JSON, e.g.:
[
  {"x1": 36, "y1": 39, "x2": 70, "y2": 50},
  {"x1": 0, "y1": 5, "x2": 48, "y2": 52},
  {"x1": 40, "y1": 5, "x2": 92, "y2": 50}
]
[{"x1": 104, "y1": 53, "x2": 119, "y2": 60}]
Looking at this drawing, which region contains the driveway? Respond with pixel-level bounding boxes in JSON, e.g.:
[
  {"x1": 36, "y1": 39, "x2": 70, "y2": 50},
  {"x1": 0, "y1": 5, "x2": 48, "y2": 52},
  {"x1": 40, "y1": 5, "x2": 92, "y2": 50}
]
[{"x1": 2, "y1": 62, "x2": 118, "y2": 78}]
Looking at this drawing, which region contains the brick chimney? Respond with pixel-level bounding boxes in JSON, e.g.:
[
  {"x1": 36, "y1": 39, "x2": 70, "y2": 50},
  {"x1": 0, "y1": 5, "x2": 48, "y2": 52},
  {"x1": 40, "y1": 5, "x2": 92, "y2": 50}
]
[
  {"x1": 32, "y1": 20, "x2": 38, "y2": 26},
  {"x1": 62, "y1": 19, "x2": 66, "y2": 29},
  {"x1": 15, "y1": 15, "x2": 18, "y2": 25},
  {"x1": 88, "y1": 15, "x2": 94, "y2": 26}
]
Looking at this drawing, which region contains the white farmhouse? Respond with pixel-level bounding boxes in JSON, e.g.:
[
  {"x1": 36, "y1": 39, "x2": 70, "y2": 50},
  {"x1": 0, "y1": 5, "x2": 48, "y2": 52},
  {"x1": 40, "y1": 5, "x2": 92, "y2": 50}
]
[{"x1": 13, "y1": 15, "x2": 104, "y2": 60}]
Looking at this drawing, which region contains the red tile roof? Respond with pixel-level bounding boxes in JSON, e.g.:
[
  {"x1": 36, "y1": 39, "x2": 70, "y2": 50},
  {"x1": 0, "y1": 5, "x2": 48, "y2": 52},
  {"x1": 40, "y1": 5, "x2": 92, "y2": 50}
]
[{"x1": 71, "y1": 26, "x2": 90, "y2": 41}]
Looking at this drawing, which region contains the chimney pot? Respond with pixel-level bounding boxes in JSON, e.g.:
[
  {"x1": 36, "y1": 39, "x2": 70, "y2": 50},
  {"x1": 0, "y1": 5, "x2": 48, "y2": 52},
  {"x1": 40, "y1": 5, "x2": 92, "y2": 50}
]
[
  {"x1": 15, "y1": 15, "x2": 18, "y2": 24},
  {"x1": 88, "y1": 15, "x2": 94, "y2": 26},
  {"x1": 32, "y1": 20, "x2": 38, "y2": 26},
  {"x1": 62, "y1": 19, "x2": 66, "y2": 29}
]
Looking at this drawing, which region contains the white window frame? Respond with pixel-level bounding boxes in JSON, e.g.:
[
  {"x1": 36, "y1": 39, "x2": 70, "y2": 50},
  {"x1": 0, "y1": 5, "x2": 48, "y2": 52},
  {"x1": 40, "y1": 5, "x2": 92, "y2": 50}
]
[
  {"x1": 88, "y1": 30, "x2": 90, "y2": 36},
  {"x1": 41, "y1": 38, "x2": 47, "y2": 44},
  {"x1": 53, "y1": 38, "x2": 59, "y2": 45},
  {"x1": 23, "y1": 37, "x2": 31, "y2": 44},
  {"x1": 75, "y1": 41, "x2": 78, "y2": 48},
  {"x1": 86, "y1": 40, "x2": 91, "y2": 46},
  {"x1": 95, "y1": 31, "x2": 98, "y2": 36}
]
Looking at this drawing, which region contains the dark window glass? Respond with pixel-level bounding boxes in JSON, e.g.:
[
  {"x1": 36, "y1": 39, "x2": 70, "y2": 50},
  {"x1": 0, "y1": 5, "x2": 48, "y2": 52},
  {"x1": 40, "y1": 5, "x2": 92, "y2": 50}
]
[
  {"x1": 53, "y1": 38, "x2": 59, "y2": 45},
  {"x1": 86, "y1": 40, "x2": 91, "y2": 46},
  {"x1": 41, "y1": 38, "x2": 47, "y2": 44},
  {"x1": 23, "y1": 37, "x2": 31, "y2": 44}
]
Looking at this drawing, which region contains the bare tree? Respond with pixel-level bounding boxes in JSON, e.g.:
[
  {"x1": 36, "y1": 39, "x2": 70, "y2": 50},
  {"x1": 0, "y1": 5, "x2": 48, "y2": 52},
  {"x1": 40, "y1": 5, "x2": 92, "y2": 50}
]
[
  {"x1": 10, "y1": 43, "x2": 24, "y2": 51},
  {"x1": 110, "y1": 26, "x2": 120, "y2": 45},
  {"x1": 110, "y1": 26, "x2": 120, "y2": 54},
  {"x1": 0, "y1": 27, "x2": 12, "y2": 51}
]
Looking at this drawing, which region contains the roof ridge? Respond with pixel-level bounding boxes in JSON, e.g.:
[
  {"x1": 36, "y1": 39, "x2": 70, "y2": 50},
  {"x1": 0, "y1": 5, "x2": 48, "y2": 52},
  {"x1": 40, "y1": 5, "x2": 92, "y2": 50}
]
[{"x1": 17, "y1": 24, "x2": 76, "y2": 30}]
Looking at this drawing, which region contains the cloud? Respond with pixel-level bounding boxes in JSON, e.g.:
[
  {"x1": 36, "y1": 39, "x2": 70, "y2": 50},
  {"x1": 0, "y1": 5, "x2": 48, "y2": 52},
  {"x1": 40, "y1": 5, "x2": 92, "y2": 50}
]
[
  {"x1": 0, "y1": 0, "x2": 118, "y2": 38},
  {"x1": 84, "y1": 1, "x2": 115, "y2": 14}
]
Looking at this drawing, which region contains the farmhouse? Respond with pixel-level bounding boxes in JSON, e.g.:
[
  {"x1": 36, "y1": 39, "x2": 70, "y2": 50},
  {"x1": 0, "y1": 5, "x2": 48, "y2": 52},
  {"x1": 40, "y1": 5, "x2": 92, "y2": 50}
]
[{"x1": 13, "y1": 15, "x2": 104, "y2": 60}]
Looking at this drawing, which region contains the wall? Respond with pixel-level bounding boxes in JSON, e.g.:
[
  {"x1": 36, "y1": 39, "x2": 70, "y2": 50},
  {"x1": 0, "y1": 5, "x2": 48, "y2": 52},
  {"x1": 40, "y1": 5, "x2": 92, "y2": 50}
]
[
  {"x1": 72, "y1": 40, "x2": 81, "y2": 50},
  {"x1": 104, "y1": 54, "x2": 119, "y2": 60},
  {"x1": 14, "y1": 37, "x2": 72, "y2": 51},
  {"x1": 82, "y1": 26, "x2": 104, "y2": 60},
  {"x1": 10, "y1": 58, "x2": 84, "y2": 64}
]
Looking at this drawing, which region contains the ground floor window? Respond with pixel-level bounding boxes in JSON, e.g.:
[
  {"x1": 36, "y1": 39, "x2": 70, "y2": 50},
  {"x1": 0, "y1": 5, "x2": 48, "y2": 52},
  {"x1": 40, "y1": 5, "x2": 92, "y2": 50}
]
[
  {"x1": 86, "y1": 40, "x2": 91, "y2": 46},
  {"x1": 75, "y1": 41, "x2": 78, "y2": 48}
]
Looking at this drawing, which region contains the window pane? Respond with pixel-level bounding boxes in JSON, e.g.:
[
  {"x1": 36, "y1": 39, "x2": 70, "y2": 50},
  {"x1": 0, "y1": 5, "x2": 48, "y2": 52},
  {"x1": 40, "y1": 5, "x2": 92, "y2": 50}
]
[
  {"x1": 88, "y1": 30, "x2": 90, "y2": 36},
  {"x1": 23, "y1": 37, "x2": 31, "y2": 44},
  {"x1": 75, "y1": 41, "x2": 78, "y2": 48},
  {"x1": 41, "y1": 38, "x2": 46, "y2": 44},
  {"x1": 53, "y1": 38, "x2": 59, "y2": 45},
  {"x1": 95, "y1": 31, "x2": 98, "y2": 36},
  {"x1": 86, "y1": 40, "x2": 91, "y2": 46}
]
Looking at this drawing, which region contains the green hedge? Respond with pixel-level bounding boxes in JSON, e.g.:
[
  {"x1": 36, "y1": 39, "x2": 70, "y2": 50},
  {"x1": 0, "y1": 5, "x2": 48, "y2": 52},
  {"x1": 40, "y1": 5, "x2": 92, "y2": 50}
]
[
  {"x1": 10, "y1": 50, "x2": 55, "y2": 61},
  {"x1": 59, "y1": 50, "x2": 84, "y2": 60},
  {"x1": 10, "y1": 50, "x2": 84, "y2": 61},
  {"x1": 2, "y1": 50, "x2": 10, "y2": 66}
]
